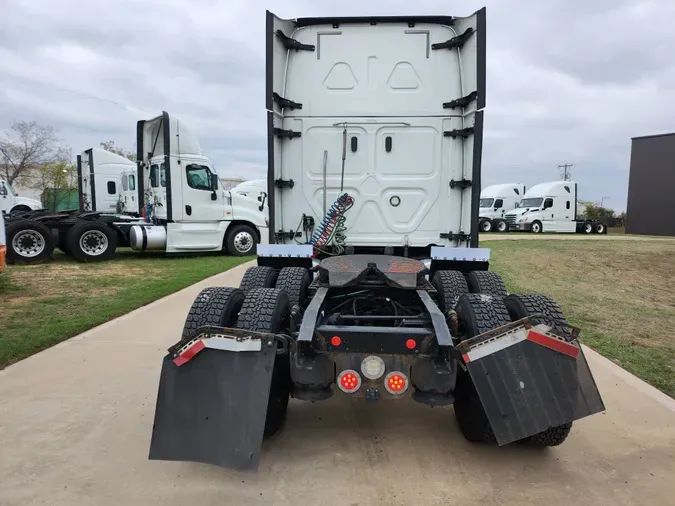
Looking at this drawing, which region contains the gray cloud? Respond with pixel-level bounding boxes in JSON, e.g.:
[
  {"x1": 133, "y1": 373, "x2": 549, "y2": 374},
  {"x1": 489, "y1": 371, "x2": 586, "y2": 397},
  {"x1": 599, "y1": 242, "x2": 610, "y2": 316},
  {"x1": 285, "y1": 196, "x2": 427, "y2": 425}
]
[{"x1": 2, "y1": 0, "x2": 675, "y2": 209}]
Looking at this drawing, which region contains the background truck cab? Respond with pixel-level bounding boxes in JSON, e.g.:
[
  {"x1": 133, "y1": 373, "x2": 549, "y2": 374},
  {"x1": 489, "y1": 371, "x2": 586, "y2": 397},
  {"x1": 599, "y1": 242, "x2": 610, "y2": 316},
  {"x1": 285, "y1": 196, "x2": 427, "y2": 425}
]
[
  {"x1": 478, "y1": 183, "x2": 526, "y2": 232},
  {"x1": 0, "y1": 179, "x2": 42, "y2": 216}
]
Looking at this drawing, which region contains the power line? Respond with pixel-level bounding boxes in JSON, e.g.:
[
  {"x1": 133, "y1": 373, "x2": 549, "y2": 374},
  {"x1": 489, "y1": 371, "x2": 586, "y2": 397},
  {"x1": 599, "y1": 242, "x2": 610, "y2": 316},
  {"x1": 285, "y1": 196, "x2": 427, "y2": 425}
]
[
  {"x1": 558, "y1": 163, "x2": 573, "y2": 181},
  {"x1": 0, "y1": 71, "x2": 159, "y2": 116}
]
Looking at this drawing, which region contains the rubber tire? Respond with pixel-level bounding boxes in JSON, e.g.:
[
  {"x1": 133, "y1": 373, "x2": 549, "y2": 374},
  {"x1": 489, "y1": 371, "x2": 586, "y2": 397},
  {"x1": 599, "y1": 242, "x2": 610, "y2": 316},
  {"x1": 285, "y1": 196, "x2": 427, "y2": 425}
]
[
  {"x1": 6, "y1": 219, "x2": 55, "y2": 264},
  {"x1": 594, "y1": 222, "x2": 606, "y2": 234},
  {"x1": 480, "y1": 219, "x2": 492, "y2": 233},
  {"x1": 494, "y1": 219, "x2": 508, "y2": 233},
  {"x1": 275, "y1": 267, "x2": 311, "y2": 308},
  {"x1": 582, "y1": 222, "x2": 593, "y2": 234},
  {"x1": 66, "y1": 221, "x2": 118, "y2": 263},
  {"x1": 431, "y1": 270, "x2": 469, "y2": 312},
  {"x1": 503, "y1": 293, "x2": 574, "y2": 446},
  {"x1": 181, "y1": 287, "x2": 245, "y2": 341},
  {"x1": 239, "y1": 266, "x2": 278, "y2": 292},
  {"x1": 466, "y1": 271, "x2": 508, "y2": 298},
  {"x1": 225, "y1": 224, "x2": 258, "y2": 256},
  {"x1": 530, "y1": 220, "x2": 542, "y2": 234},
  {"x1": 453, "y1": 294, "x2": 512, "y2": 443},
  {"x1": 235, "y1": 288, "x2": 291, "y2": 438}
]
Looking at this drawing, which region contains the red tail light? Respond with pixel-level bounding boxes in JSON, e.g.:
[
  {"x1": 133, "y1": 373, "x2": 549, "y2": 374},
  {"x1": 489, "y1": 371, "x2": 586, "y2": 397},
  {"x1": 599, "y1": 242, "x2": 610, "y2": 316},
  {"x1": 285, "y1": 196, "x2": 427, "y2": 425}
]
[
  {"x1": 337, "y1": 369, "x2": 361, "y2": 393},
  {"x1": 384, "y1": 371, "x2": 409, "y2": 395}
]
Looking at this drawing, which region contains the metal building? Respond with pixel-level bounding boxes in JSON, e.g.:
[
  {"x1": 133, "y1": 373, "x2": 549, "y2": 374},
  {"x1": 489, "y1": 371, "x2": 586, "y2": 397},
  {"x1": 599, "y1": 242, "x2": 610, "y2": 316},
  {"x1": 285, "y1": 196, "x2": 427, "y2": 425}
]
[{"x1": 626, "y1": 132, "x2": 675, "y2": 236}]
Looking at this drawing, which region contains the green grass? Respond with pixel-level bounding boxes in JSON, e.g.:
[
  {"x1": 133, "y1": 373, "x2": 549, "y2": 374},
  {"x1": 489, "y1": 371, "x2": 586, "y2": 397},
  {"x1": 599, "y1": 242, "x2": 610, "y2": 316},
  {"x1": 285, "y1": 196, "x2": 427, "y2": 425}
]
[
  {"x1": 0, "y1": 250, "x2": 252, "y2": 368},
  {"x1": 483, "y1": 238, "x2": 675, "y2": 397}
]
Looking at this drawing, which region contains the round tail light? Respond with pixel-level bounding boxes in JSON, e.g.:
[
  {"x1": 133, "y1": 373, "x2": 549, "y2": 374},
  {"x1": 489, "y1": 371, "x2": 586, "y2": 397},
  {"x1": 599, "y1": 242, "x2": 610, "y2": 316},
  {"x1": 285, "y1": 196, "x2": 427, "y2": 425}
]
[
  {"x1": 337, "y1": 369, "x2": 361, "y2": 393},
  {"x1": 361, "y1": 355, "x2": 386, "y2": 380},
  {"x1": 384, "y1": 371, "x2": 409, "y2": 395}
]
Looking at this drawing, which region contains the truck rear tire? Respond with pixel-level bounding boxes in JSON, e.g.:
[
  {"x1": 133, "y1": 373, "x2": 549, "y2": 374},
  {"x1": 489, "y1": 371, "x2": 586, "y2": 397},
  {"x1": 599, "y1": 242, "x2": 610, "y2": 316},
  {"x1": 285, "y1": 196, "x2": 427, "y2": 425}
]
[
  {"x1": 275, "y1": 267, "x2": 311, "y2": 308},
  {"x1": 6, "y1": 219, "x2": 55, "y2": 264},
  {"x1": 431, "y1": 270, "x2": 469, "y2": 312},
  {"x1": 66, "y1": 221, "x2": 118, "y2": 262},
  {"x1": 480, "y1": 219, "x2": 492, "y2": 233},
  {"x1": 453, "y1": 294, "x2": 512, "y2": 443},
  {"x1": 582, "y1": 222, "x2": 593, "y2": 234},
  {"x1": 594, "y1": 222, "x2": 606, "y2": 234},
  {"x1": 494, "y1": 219, "x2": 508, "y2": 233},
  {"x1": 239, "y1": 266, "x2": 278, "y2": 292},
  {"x1": 236, "y1": 288, "x2": 292, "y2": 438},
  {"x1": 503, "y1": 293, "x2": 574, "y2": 446},
  {"x1": 225, "y1": 224, "x2": 258, "y2": 256},
  {"x1": 466, "y1": 270, "x2": 508, "y2": 298},
  {"x1": 530, "y1": 220, "x2": 542, "y2": 233},
  {"x1": 181, "y1": 287, "x2": 245, "y2": 341}
]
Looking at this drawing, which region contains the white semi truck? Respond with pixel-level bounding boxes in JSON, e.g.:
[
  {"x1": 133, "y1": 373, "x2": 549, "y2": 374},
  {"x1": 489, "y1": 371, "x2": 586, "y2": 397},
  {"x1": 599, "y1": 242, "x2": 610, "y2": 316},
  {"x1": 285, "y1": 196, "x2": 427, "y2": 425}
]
[
  {"x1": 0, "y1": 179, "x2": 43, "y2": 216},
  {"x1": 504, "y1": 180, "x2": 607, "y2": 234},
  {"x1": 3, "y1": 112, "x2": 269, "y2": 263},
  {"x1": 149, "y1": 9, "x2": 605, "y2": 472},
  {"x1": 478, "y1": 183, "x2": 526, "y2": 232},
  {"x1": 77, "y1": 148, "x2": 138, "y2": 214}
]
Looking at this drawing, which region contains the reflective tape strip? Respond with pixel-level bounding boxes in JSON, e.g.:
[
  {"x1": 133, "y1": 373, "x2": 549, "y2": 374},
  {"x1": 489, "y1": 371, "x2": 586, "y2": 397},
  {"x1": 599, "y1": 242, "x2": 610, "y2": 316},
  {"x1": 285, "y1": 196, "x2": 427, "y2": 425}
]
[
  {"x1": 526, "y1": 330, "x2": 580, "y2": 358},
  {"x1": 172, "y1": 336, "x2": 264, "y2": 366},
  {"x1": 464, "y1": 327, "x2": 528, "y2": 363},
  {"x1": 202, "y1": 337, "x2": 262, "y2": 353},
  {"x1": 173, "y1": 340, "x2": 205, "y2": 366}
]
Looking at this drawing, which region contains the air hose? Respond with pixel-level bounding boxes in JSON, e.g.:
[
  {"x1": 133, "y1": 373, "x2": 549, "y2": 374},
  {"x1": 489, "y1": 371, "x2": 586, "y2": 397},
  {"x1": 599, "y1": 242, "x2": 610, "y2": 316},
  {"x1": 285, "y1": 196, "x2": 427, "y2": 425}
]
[{"x1": 310, "y1": 193, "x2": 354, "y2": 255}]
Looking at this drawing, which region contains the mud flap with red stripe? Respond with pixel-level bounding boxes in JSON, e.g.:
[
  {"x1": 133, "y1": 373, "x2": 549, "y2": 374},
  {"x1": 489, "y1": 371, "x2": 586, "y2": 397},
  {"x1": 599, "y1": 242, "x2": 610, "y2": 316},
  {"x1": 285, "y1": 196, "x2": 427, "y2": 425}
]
[
  {"x1": 458, "y1": 322, "x2": 605, "y2": 445},
  {"x1": 148, "y1": 328, "x2": 277, "y2": 470}
]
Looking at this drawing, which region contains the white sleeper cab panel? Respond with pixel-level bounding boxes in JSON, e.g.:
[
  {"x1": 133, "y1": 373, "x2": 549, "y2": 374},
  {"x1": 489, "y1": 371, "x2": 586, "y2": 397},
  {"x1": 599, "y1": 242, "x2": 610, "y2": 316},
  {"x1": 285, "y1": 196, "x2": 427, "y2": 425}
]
[{"x1": 268, "y1": 11, "x2": 485, "y2": 249}]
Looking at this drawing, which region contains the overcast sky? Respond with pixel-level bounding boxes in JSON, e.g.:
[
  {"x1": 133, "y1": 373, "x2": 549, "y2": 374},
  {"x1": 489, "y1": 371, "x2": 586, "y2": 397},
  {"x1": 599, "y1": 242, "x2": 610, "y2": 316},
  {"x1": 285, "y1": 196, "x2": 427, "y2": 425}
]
[{"x1": 2, "y1": 0, "x2": 674, "y2": 210}]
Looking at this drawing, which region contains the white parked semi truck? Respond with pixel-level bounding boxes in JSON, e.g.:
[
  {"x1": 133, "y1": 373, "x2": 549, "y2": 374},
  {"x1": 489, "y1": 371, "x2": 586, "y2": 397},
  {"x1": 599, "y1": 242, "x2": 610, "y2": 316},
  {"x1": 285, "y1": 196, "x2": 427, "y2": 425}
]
[
  {"x1": 77, "y1": 147, "x2": 138, "y2": 214},
  {"x1": 478, "y1": 183, "x2": 526, "y2": 232},
  {"x1": 504, "y1": 180, "x2": 608, "y2": 234},
  {"x1": 3, "y1": 112, "x2": 268, "y2": 263},
  {"x1": 0, "y1": 179, "x2": 42, "y2": 216},
  {"x1": 149, "y1": 9, "x2": 605, "y2": 471}
]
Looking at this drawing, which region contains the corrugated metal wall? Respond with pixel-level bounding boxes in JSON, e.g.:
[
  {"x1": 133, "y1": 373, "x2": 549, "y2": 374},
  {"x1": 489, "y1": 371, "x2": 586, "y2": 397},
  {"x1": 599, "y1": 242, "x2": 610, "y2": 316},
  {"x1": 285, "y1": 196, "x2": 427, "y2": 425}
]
[{"x1": 626, "y1": 133, "x2": 675, "y2": 236}]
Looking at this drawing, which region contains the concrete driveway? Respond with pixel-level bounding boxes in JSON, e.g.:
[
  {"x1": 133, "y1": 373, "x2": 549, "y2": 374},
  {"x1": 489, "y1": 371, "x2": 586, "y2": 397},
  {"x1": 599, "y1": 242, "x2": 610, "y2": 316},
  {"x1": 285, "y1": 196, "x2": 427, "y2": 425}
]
[{"x1": 1, "y1": 261, "x2": 674, "y2": 506}]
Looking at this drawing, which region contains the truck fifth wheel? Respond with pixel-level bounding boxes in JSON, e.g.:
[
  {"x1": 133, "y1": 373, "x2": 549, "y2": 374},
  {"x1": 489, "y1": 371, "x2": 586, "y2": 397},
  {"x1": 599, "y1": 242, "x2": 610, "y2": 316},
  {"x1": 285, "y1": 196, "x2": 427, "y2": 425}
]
[{"x1": 149, "y1": 8, "x2": 605, "y2": 471}]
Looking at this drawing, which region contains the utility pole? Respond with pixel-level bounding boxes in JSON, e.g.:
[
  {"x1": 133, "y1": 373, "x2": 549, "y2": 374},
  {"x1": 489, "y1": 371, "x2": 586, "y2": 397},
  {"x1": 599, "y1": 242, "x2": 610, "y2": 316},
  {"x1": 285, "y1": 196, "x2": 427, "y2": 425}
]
[{"x1": 558, "y1": 163, "x2": 573, "y2": 181}]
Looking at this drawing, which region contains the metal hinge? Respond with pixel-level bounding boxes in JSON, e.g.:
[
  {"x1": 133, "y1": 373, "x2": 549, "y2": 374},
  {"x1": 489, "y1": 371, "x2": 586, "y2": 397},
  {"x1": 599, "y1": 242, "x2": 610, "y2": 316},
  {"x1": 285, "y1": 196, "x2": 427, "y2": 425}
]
[
  {"x1": 275, "y1": 230, "x2": 303, "y2": 241},
  {"x1": 449, "y1": 179, "x2": 472, "y2": 190},
  {"x1": 274, "y1": 128, "x2": 301, "y2": 140},
  {"x1": 444, "y1": 127, "x2": 474, "y2": 139},
  {"x1": 275, "y1": 30, "x2": 315, "y2": 52},
  {"x1": 273, "y1": 92, "x2": 303, "y2": 110},
  {"x1": 274, "y1": 178, "x2": 295, "y2": 189},
  {"x1": 431, "y1": 28, "x2": 474, "y2": 51},
  {"x1": 443, "y1": 91, "x2": 478, "y2": 110},
  {"x1": 440, "y1": 232, "x2": 471, "y2": 243}
]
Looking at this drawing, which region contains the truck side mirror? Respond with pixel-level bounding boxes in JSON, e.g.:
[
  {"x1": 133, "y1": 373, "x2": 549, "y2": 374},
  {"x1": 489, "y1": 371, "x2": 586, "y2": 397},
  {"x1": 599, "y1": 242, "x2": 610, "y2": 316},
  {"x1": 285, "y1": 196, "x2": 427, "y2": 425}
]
[{"x1": 210, "y1": 173, "x2": 219, "y2": 191}]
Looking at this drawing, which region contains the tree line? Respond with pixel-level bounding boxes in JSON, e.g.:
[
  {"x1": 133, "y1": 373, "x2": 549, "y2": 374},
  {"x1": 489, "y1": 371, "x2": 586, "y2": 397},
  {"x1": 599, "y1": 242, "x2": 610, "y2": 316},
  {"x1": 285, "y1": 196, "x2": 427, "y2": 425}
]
[{"x1": 0, "y1": 121, "x2": 134, "y2": 210}]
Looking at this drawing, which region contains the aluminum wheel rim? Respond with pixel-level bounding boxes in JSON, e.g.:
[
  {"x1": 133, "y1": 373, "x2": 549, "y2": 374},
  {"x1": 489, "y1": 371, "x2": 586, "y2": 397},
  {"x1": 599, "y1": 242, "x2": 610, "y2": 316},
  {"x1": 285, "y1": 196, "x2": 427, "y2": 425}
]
[
  {"x1": 497, "y1": 221, "x2": 507, "y2": 232},
  {"x1": 585, "y1": 224, "x2": 593, "y2": 233},
  {"x1": 80, "y1": 230, "x2": 108, "y2": 256},
  {"x1": 12, "y1": 230, "x2": 45, "y2": 258},
  {"x1": 233, "y1": 231, "x2": 254, "y2": 253},
  {"x1": 597, "y1": 225, "x2": 604, "y2": 233},
  {"x1": 481, "y1": 221, "x2": 491, "y2": 232},
  {"x1": 532, "y1": 223, "x2": 541, "y2": 233}
]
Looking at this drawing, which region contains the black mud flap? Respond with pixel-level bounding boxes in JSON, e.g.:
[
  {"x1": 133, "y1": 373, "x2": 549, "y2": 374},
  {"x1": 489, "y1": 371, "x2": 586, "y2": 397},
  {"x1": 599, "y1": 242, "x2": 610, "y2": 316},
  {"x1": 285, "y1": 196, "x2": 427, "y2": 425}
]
[
  {"x1": 149, "y1": 345, "x2": 276, "y2": 470},
  {"x1": 459, "y1": 324, "x2": 605, "y2": 446}
]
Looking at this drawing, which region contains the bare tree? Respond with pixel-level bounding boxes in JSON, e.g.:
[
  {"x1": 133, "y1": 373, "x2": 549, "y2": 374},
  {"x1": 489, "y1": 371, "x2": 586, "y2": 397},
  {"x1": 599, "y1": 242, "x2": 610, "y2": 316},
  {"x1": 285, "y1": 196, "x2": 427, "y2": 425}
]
[
  {"x1": 100, "y1": 140, "x2": 136, "y2": 161},
  {"x1": 0, "y1": 121, "x2": 61, "y2": 185}
]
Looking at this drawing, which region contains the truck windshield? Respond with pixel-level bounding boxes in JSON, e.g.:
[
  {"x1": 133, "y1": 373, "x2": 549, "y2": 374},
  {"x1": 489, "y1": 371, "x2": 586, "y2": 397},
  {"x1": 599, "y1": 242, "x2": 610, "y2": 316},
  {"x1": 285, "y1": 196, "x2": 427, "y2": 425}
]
[
  {"x1": 518, "y1": 197, "x2": 543, "y2": 208},
  {"x1": 479, "y1": 198, "x2": 494, "y2": 208}
]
